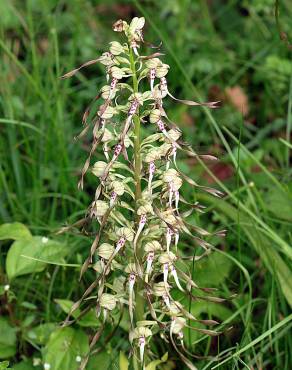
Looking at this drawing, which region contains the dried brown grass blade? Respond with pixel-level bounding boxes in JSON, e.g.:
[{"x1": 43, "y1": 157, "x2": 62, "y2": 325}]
[{"x1": 60, "y1": 58, "x2": 100, "y2": 79}]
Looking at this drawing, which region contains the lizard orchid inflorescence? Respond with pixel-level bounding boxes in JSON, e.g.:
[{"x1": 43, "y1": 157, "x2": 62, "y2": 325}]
[{"x1": 61, "y1": 17, "x2": 226, "y2": 370}]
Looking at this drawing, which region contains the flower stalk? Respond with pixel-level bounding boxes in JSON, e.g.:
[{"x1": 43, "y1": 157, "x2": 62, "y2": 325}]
[{"x1": 61, "y1": 16, "x2": 225, "y2": 370}]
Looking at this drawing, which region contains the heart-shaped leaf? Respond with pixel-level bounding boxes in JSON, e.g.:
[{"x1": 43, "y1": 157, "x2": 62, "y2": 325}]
[
  {"x1": 43, "y1": 327, "x2": 89, "y2": 370},
  {"x1": 0, "y1": 223, "x2": 31, "y2": 241},
  {"x1": 6, "y1": 236, "x2": 67, "y2": 280}
]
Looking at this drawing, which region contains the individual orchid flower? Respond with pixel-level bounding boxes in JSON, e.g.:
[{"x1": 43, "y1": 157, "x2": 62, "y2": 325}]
[
  {"x1": 148, "y1": 162, "x2": 155, "y2": 195},
  {"x1": 159, "y1": 252, "x2": 177, "y2": 292},
  {"x1": 170, "y1": 265, "x2": 184, "y2": 291},
  {"x1": 102, "y1": 143, "x2": 123, "y2": 180},
  {"x1": 89, "y1": 200, "x2": 109, "y2": 220},
  {"x1": 134, "y1": 214, "x2": 147, "y2": 247},
  {"x1": 97, "y1": 243, "x2": 115, "y2": 272},
  {"x1": 110, "y1": 191, "x2": 117, "y2": 207},
  {"x1": 149, "y1": 68, "x2": 156, "y2": 92},
  {"x1": 128, "y1": 272, "x2": 136, "y2": 327},
  {"x1": 99, "y1": 293, "x2": 117, "y2": 322},
  {"x1": 130, "y1": 326, "x2": 152, "y2": 365},
  {"x1": 114, "y1": 237, "x2": 126, "y2": 256},
  {"x1": 162, "y1": 293, "x2": 171, "y2": 309},
  {"x1": 109, "y1": 77, "x2": 118, "y2": 99},
  {"x1": 144, "y1": 241, "x2": 162, "y2": 282},
  {"x1": 144, "y1": 251, "x2": 154, "y2": 283},
  {"x1": 163, "y1": 263, "x2": 169, "y2": 286}
]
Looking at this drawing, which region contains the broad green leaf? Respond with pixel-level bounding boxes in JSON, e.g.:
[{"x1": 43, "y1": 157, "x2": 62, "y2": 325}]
[
  {"x1": 55, "y1": 299, "x2": 100, "y2": 327},
  {"x1": 194, "y1": 252, "x2": 232, "y2": 287},
  {"x1": 13, "y1": 360, "x2": 35, "y2": 370},
  {"x1": 6, "y1": 236, "x2": 67, "y2": 280},
  {"x1": 119, "y1": 351, "x2": 129, "y2": 370},
  {"x1": 191, "y1": 301, "x2": 232, "y2": 322},
  {"x1": 265, "y1": 187, "x2": 292, "y2": 221},
  {"x1": 26, "y1": 323, "x2": 56, "y2": 345},
  {"x1": 87, "y1": 352, "x2": 112, "y2": 370},
  {"x1": 0, "y1": 318, "x2": 16, "y2": 359},
  {"x1": 43, "y1": 327, "x2": 89, "y2": 370},
  {"x1": 0, "y1": 223, "x2": 31, "y2": 241},
  {"x1": 146, "y1": 352, "x2": 168, "y2": 370},
  {"x1": 0, "y1": 361, "x2": 10, "y2": 370}
]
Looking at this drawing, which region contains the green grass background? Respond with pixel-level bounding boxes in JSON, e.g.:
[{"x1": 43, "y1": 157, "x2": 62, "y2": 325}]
[{"x1": 0, "y1": 0, "x2": 291, "y2": 369}]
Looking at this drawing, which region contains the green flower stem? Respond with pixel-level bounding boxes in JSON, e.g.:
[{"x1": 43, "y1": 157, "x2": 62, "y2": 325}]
[
  {"x1": 130, "y1": 48, "x2": 142, "y2": 202},
  {"x1": 129, "y1": 46, "x2": 145, "y2": 370},
  {"x1": 129, "y1": 47, "x2": 145, "y2": 320}
]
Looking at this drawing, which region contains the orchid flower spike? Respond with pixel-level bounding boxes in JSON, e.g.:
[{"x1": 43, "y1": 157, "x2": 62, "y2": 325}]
[{"x1": 61, "y1": 15, "x2": 224, "y2": 370}]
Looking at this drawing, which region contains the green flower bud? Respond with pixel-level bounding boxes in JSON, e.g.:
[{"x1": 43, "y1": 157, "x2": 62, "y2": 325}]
[
  {"x1": 145, "y1": 58, "x2": 162, "y2": 69},
  {"x1": 116, "y1": 227, "x2": 134, "y2": 241},
  {"x1": 129, "y1": 17, "x2": 145, "y2": 35},
  {"x1": 109, "y1": 41, "x2": 125, "y2": 55},
  {"x1": 149, "y1": 109, "x2": 161, "y2": 123},
  {"x1": 100, "y1": 105, "x2": 116, "y2": 119},
  {"x1": 92, "y1": 161, "x2": 107, "y2": 177},
  {"x1": 97, "y1": 243, "x2": 115, "y2": 259},
  {"x1": 172, "y1": 177, "x2": 182, "y2": 191},
  {"x1": 125, "y1": 263, "x2": 137, "y2": 273},
  {"x1": 92, "y1": 200, "x2": 109, "y2": 217},
  {"x1": 152, "y1": 85, "x2": 167, "y2": 99},
  {"x1": 93, "y1": 260, "x2": 109, "y2": 274},
  {"x1": 100, "y1": 293, "x2": 117, "y2": 311},
  {"x1": 158, "y1": 251, "x2": 176, "y2": 264},
  {"x1": 101, "y1": 85, "x2": 116, "y2": 100},
  {"x1": 163, "y1": 169, "x2": 179, "y2": 183},
  {"x1": 142, "y1": 91, "x2": 152, "y2": 100},
  {"x1": 130, "y1": 326, "x2": 152, "y2": 341},
  {"x1": 102, "y1": 128, "x2": 114, "y2": 143},
  {"x1": 153, "y1": 281, "x2": 170, "y2": 296},
  {"x1": 145, "y1": 148, "x2": 162, "y2": 163},
  {"x1": 115, "y1": 56, "x2": 130, "y2": 65},
  {"x1": 99, "y1": 52, "x2": 114, "y2": 66},
  {"x1": 144, "y1": 240, "x2": 162, "y2": 252},
  {"x1": 159, "y1": 143, "x2": 172, "y2": 157},
  {"x1": 110, "y1": 66, "x2": 126, "y2": 80},
  {"x1": 156, "y1": 63, "x2": 170, "y2": 78},
  {"x1": 167, "y1": 301, "x2": 183, "y2": 315},
  {"x1": 160, "y1": 209, "x2": 177, "y2": 225},
  {"x1": 172, "y1": 317, "x2": 186, "y2": 334},
  {"x1": 129, "y1": 92, "x2": 144, "y2": 105},
  {"x1": 166, "y1": 129, "x2": 181, "y2": 142},
  {"x1": 137, "y1": 203, "x2": 153, "y2": 215},
  {"x1": 112, "y1": 181, "x2": 125, "y2": 196}
]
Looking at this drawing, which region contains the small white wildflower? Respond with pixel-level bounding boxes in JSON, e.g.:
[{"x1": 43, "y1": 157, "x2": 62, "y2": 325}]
[
  {"x1": 44, "y1": 363, "x2": 51, "y2": 370},
  {"x1": 33, "y1": 358, "x2": 41, "y2": 366},
  {"x1": 76, "y1": 355, "x2": 82, "y2": 363},
  {"x1": 42, "y1": 237, "x2": 49, "y2": 244},
  {"x1": 4, "y1": 284, "x2": 10, "y2": 291}
]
